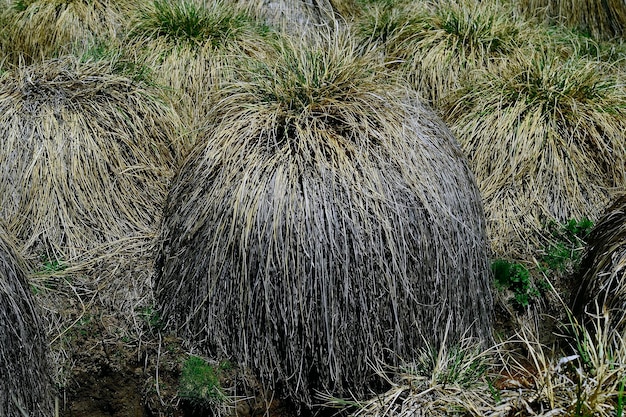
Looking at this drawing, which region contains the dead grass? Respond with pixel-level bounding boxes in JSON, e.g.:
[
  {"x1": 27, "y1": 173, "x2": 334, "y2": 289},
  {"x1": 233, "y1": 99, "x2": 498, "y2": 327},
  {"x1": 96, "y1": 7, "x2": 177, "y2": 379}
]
[
  {"x1": 0, "y1": 56, "x2": 181, "y2": 261},
  {"x1": 445, "y1": 48, "x2": 626, "y2": 261},
  {"x1": 0, "y1": 227, "x2": 53, "y2": 417},
  {"x1": 155, "y1": 30, "x2": 493, "y2": 407}
]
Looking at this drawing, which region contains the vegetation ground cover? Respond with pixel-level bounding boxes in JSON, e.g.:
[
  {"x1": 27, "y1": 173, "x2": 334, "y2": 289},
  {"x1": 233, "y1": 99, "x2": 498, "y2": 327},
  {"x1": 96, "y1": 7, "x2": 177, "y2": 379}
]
[{"x1": 1, "y1": 0, "x2": 626, "y2": 416}]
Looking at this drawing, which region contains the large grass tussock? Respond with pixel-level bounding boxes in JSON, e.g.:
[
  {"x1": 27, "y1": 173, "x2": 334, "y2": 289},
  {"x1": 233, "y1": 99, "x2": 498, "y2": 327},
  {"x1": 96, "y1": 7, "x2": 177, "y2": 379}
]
[
  {"x1": 446, "y1": 51, "x2": 626, "y2": 259},
  {"x1": 156, "y1": 32, "x2": 493, "y2": 406},
  {"x1": 0, "y1": 228, "x2": 53, "y2": 417},
  {"x1": 0, "y1": 57, "x2": 180, "y2": 260}
]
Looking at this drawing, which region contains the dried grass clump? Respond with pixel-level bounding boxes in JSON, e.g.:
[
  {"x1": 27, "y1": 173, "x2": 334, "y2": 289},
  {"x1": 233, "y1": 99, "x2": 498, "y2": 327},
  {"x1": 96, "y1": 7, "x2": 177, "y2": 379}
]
[
  {"x1": 0, "y1": 228, "x2": 53, "y2": 417},
  {"x1": 573, "y1": 195, "x2": 626, "y2": 330},
  {"x1": 519, "y1": 0, "x2": 626, "y2": 40},
  {"x1": 0, "y1": 56, "x2": 180, "y2": 261},
  {"x1": 1, "y1": 0, "x2": 131, "y2": 65},
  {"x1": 355, "y1": 0, "x2": 528, "y2": 108},
  {"x1": 128, "y1": 0, "x2": 271, "y2": 153},
  {"x1": 445, "y1": 50, "x2": 626, "y2": 260},
  {"x1": 156, "y1": 31, "x2": 493, "y2": 407}
]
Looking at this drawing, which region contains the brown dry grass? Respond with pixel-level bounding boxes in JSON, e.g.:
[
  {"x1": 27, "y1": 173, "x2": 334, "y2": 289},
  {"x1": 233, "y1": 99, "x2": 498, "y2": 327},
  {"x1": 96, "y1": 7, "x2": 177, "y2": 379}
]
[
  {"x1": 0, "y1": 0, "x2": 133, "y2": 65},
  {"x1": 0, "y1": 56, "x2": 181, "y2": 261},
  {"x1": 445, "y1": 48, "x2": 626, "y2": 261},
  {"x1": 155, "y1": 30, "x2": 493, "y2": 408}
]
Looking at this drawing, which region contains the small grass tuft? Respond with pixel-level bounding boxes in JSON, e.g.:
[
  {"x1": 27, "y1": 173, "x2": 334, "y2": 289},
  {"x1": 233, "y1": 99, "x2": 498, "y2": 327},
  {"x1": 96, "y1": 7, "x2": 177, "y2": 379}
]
[{"x1": 130, "y1": 0, "x2": 264, "y2": 49}]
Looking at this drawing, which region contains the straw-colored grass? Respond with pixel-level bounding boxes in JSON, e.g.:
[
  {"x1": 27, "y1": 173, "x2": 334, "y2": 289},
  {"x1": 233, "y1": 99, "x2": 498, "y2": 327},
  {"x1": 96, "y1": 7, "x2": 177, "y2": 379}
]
[
  {"x1": 519, "y1": 0, "x2": 626, "y2": 41},
  {"x1": 573, "y1": 195, "x2": 626, "y2": 331},
  {"x1": 1, "y1": 0, "x2": 131, "y2": 65},
  {"x1": 355, "y1": 0, "x2": 528, "y2": 108},
  {"x1": 445, "y1": 49, "x2": 626, "y2": 260},
  {"x1": 0, "y1": 56, "x2": 180, "y2": 261},
  {"x1": 345, "y1": 305, "x2": 626, "y2": 417},
  {"x1": 155, "y1": 30, "x2": 493, "y2": 407},
  {"x1": 128, "y1": 0, "x2": 272, "y2": 154},
  {"x1": 0, "y1": 228, "x2": 53, "y2": 417}
]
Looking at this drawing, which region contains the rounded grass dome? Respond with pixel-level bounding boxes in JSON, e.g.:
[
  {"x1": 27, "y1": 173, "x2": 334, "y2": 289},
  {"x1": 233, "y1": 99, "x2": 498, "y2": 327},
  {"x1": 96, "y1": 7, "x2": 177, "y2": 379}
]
[
  {"x1": 156, "y1": 32, "x2": 493, "y2": 406},
  {"x1": 0, "y1": 56, "x2": 180, "y2": 260}
]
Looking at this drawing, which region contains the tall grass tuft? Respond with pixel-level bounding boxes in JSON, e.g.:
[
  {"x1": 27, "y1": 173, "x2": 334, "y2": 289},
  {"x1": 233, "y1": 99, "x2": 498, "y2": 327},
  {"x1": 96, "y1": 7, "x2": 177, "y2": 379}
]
[
  {"x1": 519, "y1": 0, "x2": 626, "y2": 41},
  {"x1": 1, "y1": 0, "x2": 130, "y2": 65},
  {"x1": 445, "y1": 49, "x2": 626, "y2": 260},
  {"x1": 0, "y1": 56, "x2": 180, "y2": 261},
  {"x1": 355, "y1": 0, "x2": 528, "y2": 108},
  {"x1": 155, "y1": 31, "x2": 493, "y2": 407},
  {"x1": 0, "y1": 228, "x2": 53, "y2": 417}
]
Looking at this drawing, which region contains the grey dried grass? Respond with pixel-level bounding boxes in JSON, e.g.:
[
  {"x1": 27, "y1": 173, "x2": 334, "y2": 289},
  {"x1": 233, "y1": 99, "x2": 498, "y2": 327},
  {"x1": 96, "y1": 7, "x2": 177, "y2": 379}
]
[
  {"x1": 519, "y1": 0, "x2": 626, "y2": 40},
  {"x1": 0, "y1": 228, "x2": 53, "y2": 417},
  {"x1": 236, "y1": 0, "x2": 342, "y2": 36},
  {"x1": 573, "y1": 195, "x2": 626, "y2": 331},
  {"x1": 1, "y1": 0, "x2": 132, "y2": 65},
  {"x1": 0, "y1": 56, "x2": 180, "y2": 261},
  {"x1": 156, "y1": 31, "x2": 493, "y2": 407},
  {"x1": 445, "y1": 50, "x2": 626, "y2": 260}
]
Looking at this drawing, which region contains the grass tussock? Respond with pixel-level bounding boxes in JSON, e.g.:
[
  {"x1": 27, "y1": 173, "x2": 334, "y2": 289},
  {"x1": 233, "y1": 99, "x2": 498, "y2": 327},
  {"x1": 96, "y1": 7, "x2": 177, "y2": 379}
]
[
  {"x1": 156, "y1": 31, "x2": 493, "y2": 407},
  {"x1": 0, "y1": 56, "x2": 180, "y2": 260},
  {"x1": 355, "y1": 0, "x2": 528, "y2": 107},
  {"x1": 574, "y1": 195, "x2": 626, "y2": 331},
  {"x1": 0, "y1": 228, "x2": 53, "y2": 417},
  {"x1": 130, "y1": 0, "x2": 265, "y2": 49},
  {"x1": 519, "y1": 0, "x2": 626, "y2": 40},
  {"x1": 1, "y1": 0, "x2": 130, "y2": 65},
  {"x1": 445, "y1": 50, "x2": 626, "y2": 260}
]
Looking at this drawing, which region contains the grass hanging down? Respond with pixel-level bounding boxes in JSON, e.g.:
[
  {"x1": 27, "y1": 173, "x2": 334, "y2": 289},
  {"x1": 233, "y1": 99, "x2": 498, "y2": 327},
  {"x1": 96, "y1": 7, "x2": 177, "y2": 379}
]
[
  {"x1": 155, "y1": 31, "x2": 493, "y2": 407},
  {"x1": 0, "y1": 228, "x2": 53, "y2": 417},
  {"x1": 0, "y1": 56, "x2": 180, "y2": 261},
  {"x1": 573, "y1": 195, "x2": 626, "y2": 332},
  {"x1": 518, "y1": 0, "x2": 626, "y2": 40},
  {"x1": 445, "y1": 49, "x2": 626, "y2": 260}
]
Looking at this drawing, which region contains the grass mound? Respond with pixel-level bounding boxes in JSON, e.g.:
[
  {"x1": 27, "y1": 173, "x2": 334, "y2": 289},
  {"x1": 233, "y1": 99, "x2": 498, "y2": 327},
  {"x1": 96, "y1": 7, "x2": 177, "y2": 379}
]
[
  {"x1": 0, "y1": 228, "x2": 53, "y2": 417},
  {"x1": 573, "y1": 195, "x2": 626, "y2": 330},
  {"x1": 519, "y1": 0, "x2": 626, "y2": 40},
  {"x1": 445, "y1": 50, "x2": 626, "y2": 260},
  {"x1": 0, "y1": 56, "x2": 180, "y2": 260},
  {"x1": 1, "y1": 0, "x2": 130, "y2": 65},
  {"x1": 355, "y1": 0, "x2": 527, "y2": 108},
  {"x1": 156, "y1": 31, "x2": 493, "y2": 407}
]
